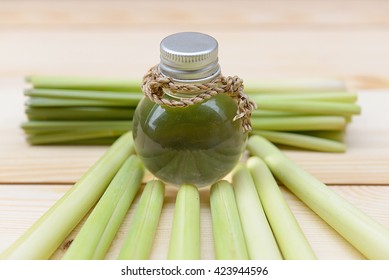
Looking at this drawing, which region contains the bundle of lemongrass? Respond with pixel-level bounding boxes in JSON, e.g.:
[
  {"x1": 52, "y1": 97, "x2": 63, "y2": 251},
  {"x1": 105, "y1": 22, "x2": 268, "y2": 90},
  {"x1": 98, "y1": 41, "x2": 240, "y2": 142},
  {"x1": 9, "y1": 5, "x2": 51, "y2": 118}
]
[
  {"x1": 7, "y1": 76, "x2": 388, "y2": 260},
  {"x1": 2, "y1": 132, "x2": 389, "y2": 260},
  {"x1": 22, "y1": 76, "x2": 360, "y2": 152}
]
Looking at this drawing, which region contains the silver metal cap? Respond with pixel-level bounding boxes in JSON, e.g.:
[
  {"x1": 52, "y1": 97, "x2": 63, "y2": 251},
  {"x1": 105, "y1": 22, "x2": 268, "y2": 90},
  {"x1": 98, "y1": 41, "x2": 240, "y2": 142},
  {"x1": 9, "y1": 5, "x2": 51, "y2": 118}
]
[{"x1": 159, "y1": 32, "x2": 221, "y2": 82}]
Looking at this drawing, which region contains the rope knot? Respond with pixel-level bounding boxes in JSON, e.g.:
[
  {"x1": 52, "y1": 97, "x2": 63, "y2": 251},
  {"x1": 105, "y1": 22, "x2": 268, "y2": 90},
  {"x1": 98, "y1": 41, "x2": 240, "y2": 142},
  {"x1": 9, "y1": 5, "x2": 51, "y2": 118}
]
[{"x1": 141, "y1": 65, "x2": 256, "y2": 133}]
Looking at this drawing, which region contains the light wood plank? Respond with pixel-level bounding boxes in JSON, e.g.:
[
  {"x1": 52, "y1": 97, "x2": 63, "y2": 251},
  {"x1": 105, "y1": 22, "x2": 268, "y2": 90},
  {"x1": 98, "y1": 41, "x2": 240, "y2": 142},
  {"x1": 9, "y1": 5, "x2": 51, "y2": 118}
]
[
  {"x1": 1, "y1": 29, "x2": 389, "y2": 89},
  {"x1": 1, "y1": 0, "x2": 389, "y2": 28},
  {"x1": 1, "y1": 184, "x2": 389, "y2": 259}
]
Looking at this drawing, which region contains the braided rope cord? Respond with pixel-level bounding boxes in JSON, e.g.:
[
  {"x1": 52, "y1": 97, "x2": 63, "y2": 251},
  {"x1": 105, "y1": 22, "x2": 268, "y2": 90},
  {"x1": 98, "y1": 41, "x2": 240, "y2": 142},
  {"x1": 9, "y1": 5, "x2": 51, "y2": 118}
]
[{"x1": 141, "y1": 65, "x2": 257, "y2": 133}]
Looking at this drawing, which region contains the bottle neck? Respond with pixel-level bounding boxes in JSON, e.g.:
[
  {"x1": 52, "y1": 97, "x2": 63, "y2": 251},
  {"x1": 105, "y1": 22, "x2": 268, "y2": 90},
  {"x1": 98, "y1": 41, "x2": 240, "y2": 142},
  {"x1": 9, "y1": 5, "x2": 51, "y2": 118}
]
[
  {"x1": 162, "y1": 87, "x2": 205, "y2": 100},
  {"x1": 159, "y1": 64, "x2": 222, "y2": 100},
  {"x1": 158, "y1": 64, "x2": 221, "y2": 84}
]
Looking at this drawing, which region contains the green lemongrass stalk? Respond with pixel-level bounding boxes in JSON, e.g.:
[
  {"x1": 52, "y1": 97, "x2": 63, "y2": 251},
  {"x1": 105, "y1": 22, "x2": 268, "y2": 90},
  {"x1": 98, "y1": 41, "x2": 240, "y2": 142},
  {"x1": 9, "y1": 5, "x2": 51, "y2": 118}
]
[
  {"x1": 251, "y1": 130, "x2": 346, "y2": 152},
  {"x1": 251, "y1": 110, "x2": 306, "y2": 118},
  {"x1": 26, "y1": 76, "x2": 345, "y2": 93},
  {"x1": 21, "y1": 121, "x2": 132, "y2": 132},
  {"x1": 63, "y1": 155, "x2": 144, "y2": 259},
  {"x1": 167, "y1": 184, "x2": 200, "y2": 260},
  {"x1": 251, "y1": 116, "x2": 346, "y2": 131},
  {"x1": 39, "y1": 137, "x2": 118, "y2": 146},
  {"x1": 26, "y1": 97, "x2": 130, "y2": 107},
  {"x1": 247, "y1": 135, "x2": 389, "y2": 260},
  {"x1": 26, "y1": 107, "x2": 135, "y2": 121},
  {"x1": 118, "y1": 180, "x2": 165, "y2": 260},
  {"x1": 26, "y1": 76, "x2": 142, "y2": 92},
  {"x1": 25, "y1": 89, "x2": 142, "y2": 106},
  {"x1": 23, "y1": 127, "x2": 122, "y2": 138},
  {"x1": 247, "y1": 157, "x2": 317, "y2": 260},
  {"x1": 232, "y1": 164, "x2": 283, "y2": 260},
  {"x1": 256, "y1": 100, "x2": 361, "y2": 116},
  {"x1": 0, "y1": 132, "x2": 135, "y2": 259},
  {"x1": 244, "y1": 78, "x2": 345, "y2": 93},
  {"x1": 210, "y1": 180, "x2": 249, "y2": 260},
  {"x1": 23, "y1": 127, "x2": 127, "y2": 136},
  {"x1": 298, "y1": 130, "x2": 345, "y2": 142},
  {"x1": 26, "y1": 130, "x2": 128, "y2": 145},
  {"x1": 251, "y1": 92, "x2": 357, "y2": 103}
]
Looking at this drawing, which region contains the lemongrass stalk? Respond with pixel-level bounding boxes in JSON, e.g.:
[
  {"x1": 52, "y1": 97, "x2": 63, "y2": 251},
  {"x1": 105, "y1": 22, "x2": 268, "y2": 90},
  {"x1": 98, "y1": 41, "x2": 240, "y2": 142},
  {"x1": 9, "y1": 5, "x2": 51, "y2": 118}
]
[
  {"x1": 22, "y1": 128, "x2": 69, "y2": 135},
  {"x1": 21, "y1": 121, "x2": 132, "y2": 132},
  {"x1": 63, "y1": 155, "x2": 144, "y2": 259},
  {"x1": 251, "y1": 116, "x2": 346, "y2": 131},
  {"x1": 296, "y1": 130, "x2": 345, "y2": 142},
  {"x1": 244, "y1": 78, "x2": 345, "y2": 93},
  {"x1": 247, "y1": 135, "x2": 389, "y2": 260},
  {"x1": 23, "y1": 127, "x2": 127, "y2": 136},
  {"x1": 256, "y1": 100, "x2": 360, "y2": 116},
  {"x1": 26, "y1": 76, "x2": 142, "y2": 92},
  {"x1": 250, "y1": 92, "x2": 357, "y2": 103},
  {"x1": 26, "y1": 107, "x2": 135, "y2": 121},
  {"x1": 210, "y1": 180, "x2": 249, "y2": 260},
  {"x1": 26, "y1": 76, "x2": 345, "y2": 93},
  {"x1": 247, "y1": 157, "x2": 317, "y2": 259},
  {"x1": 251, "y1": 130, "x2": 346, "y2": 152},
  {"x1": 167, "y1": 184, "x2": 200, "y2": 260},
  {"x1": 25, "y1": 89, "x2": 142, "y2": 106},
  {"x1": 41, "y1": 137, "x2": 118, "y2": 146},
  {"x1": 26, "y1": 130, "x2": 127, "y2": 145},
  {"x1": 251, "y1": 110, "x2": 306, "y2": 118},
  {"x1": 0, "y1": 132, "x2": 135, "y2": 259},
  {"x1": 118, "y1": 180, "x2": 165, "y2": 260},
  {"x1": 232, "y1": 164, "x2": 283, "y2": 260},
  {"x1": 26, "y1": 97, "x2": 130, "y2": 107}
]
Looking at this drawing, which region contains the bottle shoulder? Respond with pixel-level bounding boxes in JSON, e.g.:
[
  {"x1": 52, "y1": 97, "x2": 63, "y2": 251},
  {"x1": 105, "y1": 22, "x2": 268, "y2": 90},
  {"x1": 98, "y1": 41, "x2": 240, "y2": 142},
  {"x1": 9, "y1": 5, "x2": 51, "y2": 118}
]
[
  {"x1": 136, "y1": 93, "x2": 238, "y2": 120},
  {"x1": 133, "y1": 94, "x2": 244, "y2": 148}
]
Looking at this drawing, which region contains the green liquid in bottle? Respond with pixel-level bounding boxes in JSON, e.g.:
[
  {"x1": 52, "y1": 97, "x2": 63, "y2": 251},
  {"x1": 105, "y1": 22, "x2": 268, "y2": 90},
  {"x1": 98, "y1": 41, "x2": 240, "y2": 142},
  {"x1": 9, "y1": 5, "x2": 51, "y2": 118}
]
[{"x1": 133, "y1": 93, "x2": 247, "y2": 187}]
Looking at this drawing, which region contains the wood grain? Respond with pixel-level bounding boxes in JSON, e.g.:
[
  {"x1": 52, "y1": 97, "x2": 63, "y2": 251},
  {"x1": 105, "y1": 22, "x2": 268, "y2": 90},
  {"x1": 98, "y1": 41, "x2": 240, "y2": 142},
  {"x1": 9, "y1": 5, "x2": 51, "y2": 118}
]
[
  {"x1": 1, "y1": 0, "x2": 389, "y2": 29},
  {"x1": 0, "y1": 0, "x2": 389, "y2": 260},
  {"x1": 1, "y1": 30, "x2": 389, "y2": 89},
  {"x1": 1, "y1": 1, "x2": 389, "y2": 88}
]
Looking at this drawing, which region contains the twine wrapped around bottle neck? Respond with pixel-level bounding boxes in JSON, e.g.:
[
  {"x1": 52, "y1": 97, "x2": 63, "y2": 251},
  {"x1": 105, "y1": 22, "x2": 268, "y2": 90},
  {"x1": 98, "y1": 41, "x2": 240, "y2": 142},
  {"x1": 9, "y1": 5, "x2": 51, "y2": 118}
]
[{"x1": 141, "y1": 65, "x2": 257, "y2": 133}]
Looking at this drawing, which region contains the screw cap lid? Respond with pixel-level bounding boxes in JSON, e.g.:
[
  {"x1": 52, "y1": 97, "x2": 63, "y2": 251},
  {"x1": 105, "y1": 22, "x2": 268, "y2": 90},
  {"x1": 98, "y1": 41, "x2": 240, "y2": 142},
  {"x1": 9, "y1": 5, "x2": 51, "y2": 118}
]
[{"x1": 159, "y1": 32, "x2": 221, "y2": 82}]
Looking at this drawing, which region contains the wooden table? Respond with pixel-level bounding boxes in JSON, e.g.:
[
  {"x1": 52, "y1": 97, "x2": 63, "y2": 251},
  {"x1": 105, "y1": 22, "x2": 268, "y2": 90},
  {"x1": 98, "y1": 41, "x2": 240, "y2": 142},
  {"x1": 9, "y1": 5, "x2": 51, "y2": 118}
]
[{"x1": 1, "y1": 0, "x2": 389, "y2": 260}]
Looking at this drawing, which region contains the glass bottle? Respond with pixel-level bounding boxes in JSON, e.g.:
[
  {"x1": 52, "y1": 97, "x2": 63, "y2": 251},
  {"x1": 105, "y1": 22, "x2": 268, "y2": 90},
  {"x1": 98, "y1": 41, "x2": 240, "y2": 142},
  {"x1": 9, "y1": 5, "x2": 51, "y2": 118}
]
[{"x1": 133, "y1": 32, "x2": 247, "y2": 187}]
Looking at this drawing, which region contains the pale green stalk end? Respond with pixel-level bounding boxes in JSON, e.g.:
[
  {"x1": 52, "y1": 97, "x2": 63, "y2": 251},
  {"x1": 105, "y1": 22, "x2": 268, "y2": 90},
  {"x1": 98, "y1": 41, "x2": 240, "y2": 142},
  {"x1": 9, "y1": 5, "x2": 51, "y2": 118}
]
[
  {"x1": 247, "y1": 135, "x2": 389, "y2": 260},
  {"x1": 0, "y1": 132, "x2": 135, "y2": 259},
  {"x1": 62, "y1": 155, "x2": 145, "y2": 260},
  {"x1": 232, "y1": 164, "x2": 283, "y2": 260},
  {"x1": 26, "y1": 97, "x2": 131, "y2": 107},
  {"x1": 250, "y1": 92, "x2": 357, "y2": 103},
  {"x1": 210, "y1": 180, "x2": 249, "y2": 260},
  {"x1": 246, "y1": 157, "x2": 317, "y2": 260},
  {"x1": 167, "y1": 184, "x2": 200, "y2": 260},
  {"x1": 251, "y1": 130, "x2": 346, "y2": 153},
  {"x1": 256, "y1": 100, "x2": 361, "y2": 116},
  {"x1": 251, "y1": 116, "x2": 346, "y2": 131},
  {"x1": 118, "y1": 180, "x2": 165, "y2": 260},
  {"x1": 26, "y1": 130, "x2": 127, "y2": 145},
  {"x1": 25, "y1": 88, "x2": 142, "y2": 106},
  {"x1": 26, "y1": 76, "x2": 142, "y2": 92}
]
